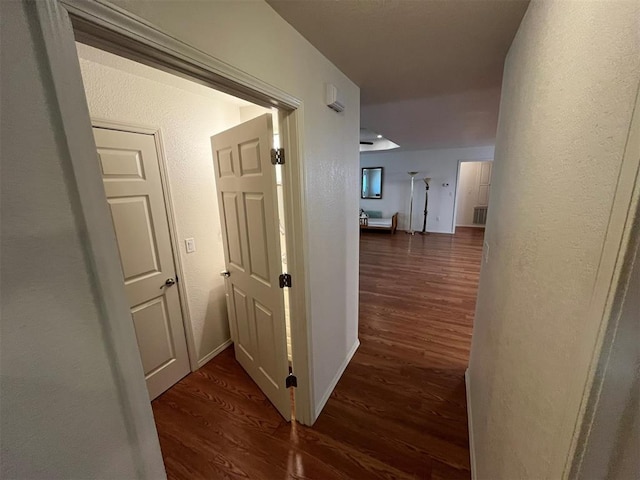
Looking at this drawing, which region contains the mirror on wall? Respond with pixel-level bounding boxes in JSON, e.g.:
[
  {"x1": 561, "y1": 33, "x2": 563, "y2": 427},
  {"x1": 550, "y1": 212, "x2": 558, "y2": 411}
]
[{"x1": 361, "y1": 167, "x2": 383, "y2": 199}]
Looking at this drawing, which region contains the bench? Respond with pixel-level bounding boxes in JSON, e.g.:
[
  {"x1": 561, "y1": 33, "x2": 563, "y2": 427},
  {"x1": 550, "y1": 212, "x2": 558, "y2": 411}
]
[{"x1": 360, "y1": 211, "x2": 398, "y2": 234}]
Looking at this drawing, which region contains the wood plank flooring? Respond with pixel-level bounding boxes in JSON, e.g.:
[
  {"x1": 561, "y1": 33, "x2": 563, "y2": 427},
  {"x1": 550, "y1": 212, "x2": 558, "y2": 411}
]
[{"x1": 151, "y1": 227, "x2": 484, "y2": 479}]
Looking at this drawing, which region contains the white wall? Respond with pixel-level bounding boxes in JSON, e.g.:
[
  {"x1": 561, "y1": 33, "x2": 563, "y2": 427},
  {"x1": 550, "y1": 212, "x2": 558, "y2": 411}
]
[
  {"x1": 467, "y1": 1, "x2": 640, "y2": 478},
  {"x1": 77, "y1": 43, "x2": 243, "y2": 367},
  {"x1": 108, "y1": 0, "x2": 361, "y2": 418},
  {"x1": 360, "y1": 146, "x2": 494, "y2": 233},
  {"x1": 1, "y1": 1, "x2": 165, "y2": 477},
  {"x1": 240, "y1": 104, "x2": 271, "y2": 123},
  {"x1": 455, "y1": 161, "x2": 492, "y2": 227}
]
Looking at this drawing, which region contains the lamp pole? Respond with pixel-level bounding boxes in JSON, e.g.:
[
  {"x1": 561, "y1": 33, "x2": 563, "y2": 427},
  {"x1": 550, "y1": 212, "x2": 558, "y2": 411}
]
[
  {"x1": 406, "y1": 172, "x2": 418, "y2": 235},
  {"x1": 420, "y1": 177, "x2": 431, "y2": 235}
]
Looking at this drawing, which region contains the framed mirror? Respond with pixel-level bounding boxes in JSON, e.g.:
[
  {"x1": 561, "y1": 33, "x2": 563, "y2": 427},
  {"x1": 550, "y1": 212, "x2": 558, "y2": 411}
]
[{"x1": 361, "y1": 167, "x2": 383, "y2": 199}]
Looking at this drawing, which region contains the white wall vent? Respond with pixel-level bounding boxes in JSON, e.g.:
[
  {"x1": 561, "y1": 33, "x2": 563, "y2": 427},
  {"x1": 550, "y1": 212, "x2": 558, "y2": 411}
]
[
  {"x1": 473, "y1": 206, "x2": 488, "y2": 225},
  {"x1": 325, "y1": 83, "x2": 345, "y2": 113}
]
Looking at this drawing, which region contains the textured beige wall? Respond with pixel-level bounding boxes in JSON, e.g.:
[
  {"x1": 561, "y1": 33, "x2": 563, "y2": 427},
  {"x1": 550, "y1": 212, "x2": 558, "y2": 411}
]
[
  {"x1": 468, "y1": 1, "x2": 640, "y2": 478},
  {"x1": 77, "y1": 43, "x2": 243, "y2": 366}
]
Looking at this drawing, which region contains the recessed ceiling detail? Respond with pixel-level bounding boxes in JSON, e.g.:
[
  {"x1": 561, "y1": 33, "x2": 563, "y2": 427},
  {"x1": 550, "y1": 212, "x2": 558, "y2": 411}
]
[{"x1": 360, "y1": 128, "x2": 399, "y2": 153}]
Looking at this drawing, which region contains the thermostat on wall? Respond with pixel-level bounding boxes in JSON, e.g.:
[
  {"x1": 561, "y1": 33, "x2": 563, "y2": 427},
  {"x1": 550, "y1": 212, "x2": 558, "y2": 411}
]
[{"x1": 325, "y1": 83, "x2": 345, "y2": 113}]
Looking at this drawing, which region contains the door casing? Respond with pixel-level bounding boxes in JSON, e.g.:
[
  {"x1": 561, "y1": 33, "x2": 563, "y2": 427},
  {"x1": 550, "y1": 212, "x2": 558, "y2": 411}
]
[{"x1": 33, "y1": 0, "x2": 314, "y2": 439}]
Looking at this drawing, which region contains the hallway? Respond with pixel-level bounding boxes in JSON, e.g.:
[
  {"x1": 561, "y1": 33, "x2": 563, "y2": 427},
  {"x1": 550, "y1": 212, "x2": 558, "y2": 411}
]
[{"x1": 151, "y1": 228, "x2": 484, "y2": 479}]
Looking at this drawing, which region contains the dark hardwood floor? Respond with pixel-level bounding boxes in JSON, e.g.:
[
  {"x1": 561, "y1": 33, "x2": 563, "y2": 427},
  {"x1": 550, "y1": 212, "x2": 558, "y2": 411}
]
[{"x1": 152, "y1": 228, "x2": 484, "y2": 479}]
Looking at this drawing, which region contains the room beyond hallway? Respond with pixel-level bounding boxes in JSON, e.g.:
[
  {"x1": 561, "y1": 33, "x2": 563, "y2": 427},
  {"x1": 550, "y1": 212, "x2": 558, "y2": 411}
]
[{"x1": 150, "y1": 228, "x2": 483, "y2": 479}]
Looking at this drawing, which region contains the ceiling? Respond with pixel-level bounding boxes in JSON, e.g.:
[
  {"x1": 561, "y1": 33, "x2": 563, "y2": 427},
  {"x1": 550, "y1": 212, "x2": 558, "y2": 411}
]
[{"x1": 266, "y1": 0, "x2": 529, "y2": 151}]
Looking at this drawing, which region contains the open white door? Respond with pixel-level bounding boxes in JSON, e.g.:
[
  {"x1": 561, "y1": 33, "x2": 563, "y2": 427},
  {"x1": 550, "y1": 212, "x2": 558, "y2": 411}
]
[{"x1": 211, "y1": 114, "x2": 291, "y2": 420}]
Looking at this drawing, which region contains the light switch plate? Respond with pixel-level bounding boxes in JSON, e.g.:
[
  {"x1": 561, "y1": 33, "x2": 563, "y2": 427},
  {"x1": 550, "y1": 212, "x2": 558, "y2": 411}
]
[{"x1": 185, "y1": 237, "x2": 196, "y2": 253}]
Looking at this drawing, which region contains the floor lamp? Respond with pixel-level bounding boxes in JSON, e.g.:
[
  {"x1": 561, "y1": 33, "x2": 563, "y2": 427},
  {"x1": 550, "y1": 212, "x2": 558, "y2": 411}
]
[
  {"x1": 420, "y1": 177, "x2": 431, "y2": 235},
  {"x1": 406, "y1": 172, "x2": 419, "y2": 235}
]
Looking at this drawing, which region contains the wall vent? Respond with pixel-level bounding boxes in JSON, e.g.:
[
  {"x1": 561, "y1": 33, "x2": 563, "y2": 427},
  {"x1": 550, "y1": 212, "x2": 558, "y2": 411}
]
[{"x1": 473, "y1": 206, "x2": 488, "y2": 225}]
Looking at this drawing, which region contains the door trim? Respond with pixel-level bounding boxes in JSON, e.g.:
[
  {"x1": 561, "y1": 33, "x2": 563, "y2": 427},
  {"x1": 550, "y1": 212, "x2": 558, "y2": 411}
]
[
  {"x1": 33, "y1": 0, "x2": 314, "y2": 432},
  {"x1": 63, "y1": 0, "x2": 300, "y2": 110},
  {"x1": 278, "y1": 109, "x2": 314, "y2": 425},
  {"x1": 92, "y1": 118, "x2": 199, "y2": 372},
  {"x1": 564, "y1": 85, "x2": 640, "y2": 479}
]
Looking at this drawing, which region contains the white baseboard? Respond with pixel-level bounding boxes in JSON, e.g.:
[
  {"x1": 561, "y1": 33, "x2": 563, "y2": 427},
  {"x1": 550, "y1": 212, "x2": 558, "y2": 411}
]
[
  {"x1": 314, "y1": 339, "x2": 360, "y2": 421},
  {"x1": 197, "y1": 338, "x2": 232, "y2": 368},
  {"x1": 465, "y1": 369, "x2": 478, "y2": 480}
]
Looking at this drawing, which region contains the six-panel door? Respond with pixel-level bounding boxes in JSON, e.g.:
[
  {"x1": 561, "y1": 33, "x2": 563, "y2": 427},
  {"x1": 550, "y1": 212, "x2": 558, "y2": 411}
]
[
  {"x1": 210, "y1": 114, "x2": 291, "y2": 420},
  {"x1": 93, "y1": 127, "x2": 190, "y2": 400}
]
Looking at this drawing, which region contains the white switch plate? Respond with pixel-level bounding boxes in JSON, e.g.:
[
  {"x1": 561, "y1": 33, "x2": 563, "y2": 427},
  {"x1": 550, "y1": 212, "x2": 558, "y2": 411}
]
[
  {"x1": 185, "y1": 237, "x2": 196, "y2": 253},
  {"x1": 483, "y1": 241, "x2": 490, "y2": 264}
]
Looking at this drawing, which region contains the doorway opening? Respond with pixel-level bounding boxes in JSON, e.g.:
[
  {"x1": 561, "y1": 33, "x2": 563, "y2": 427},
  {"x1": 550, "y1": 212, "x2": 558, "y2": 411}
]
[
  {"x1": 271, "y1": 112, "x2": 293, "y2": 365},
  {"x1": 73, "y1": 33, "x2": 301, "y2": 422},
  {"x1": 452, "y1": 160, "x2": 493, "y2": 233}
]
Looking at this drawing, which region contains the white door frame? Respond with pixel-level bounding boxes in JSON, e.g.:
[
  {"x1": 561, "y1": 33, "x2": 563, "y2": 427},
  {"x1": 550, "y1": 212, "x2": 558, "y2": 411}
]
[
  {"x1": 33, "y1": 0, "x2": 314, "y2": 433},
  {"x1": 451, "y1": 158, "x2": 493, "y2": 234},
  {"x1": 92, "y1": 119, "x2": 200, "y2": 372}
]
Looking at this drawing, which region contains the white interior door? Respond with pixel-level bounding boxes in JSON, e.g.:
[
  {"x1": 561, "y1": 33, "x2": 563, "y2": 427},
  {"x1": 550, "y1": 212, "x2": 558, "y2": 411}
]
[
  {"x1": 211, "y1": 114, "x2": 291, "y2": 420},
  {"x1": 93, "y1": 127, "x2": 190, "y2": 400},
  {"x1": 477, "y1": 161, "x2": 492, "y2": 206}
]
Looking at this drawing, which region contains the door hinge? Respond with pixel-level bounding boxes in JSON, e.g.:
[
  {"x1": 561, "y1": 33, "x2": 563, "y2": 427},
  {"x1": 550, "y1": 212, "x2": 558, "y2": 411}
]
[
  {"x1": 279, "y1": 273, "x2": 292, "y2": 288},
  {"x1": 286, "y1": 373, "x2": 297, "y2": 388},
  {"x1": 271, "y1": 148, "x2": 285, "y2": 165}
]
